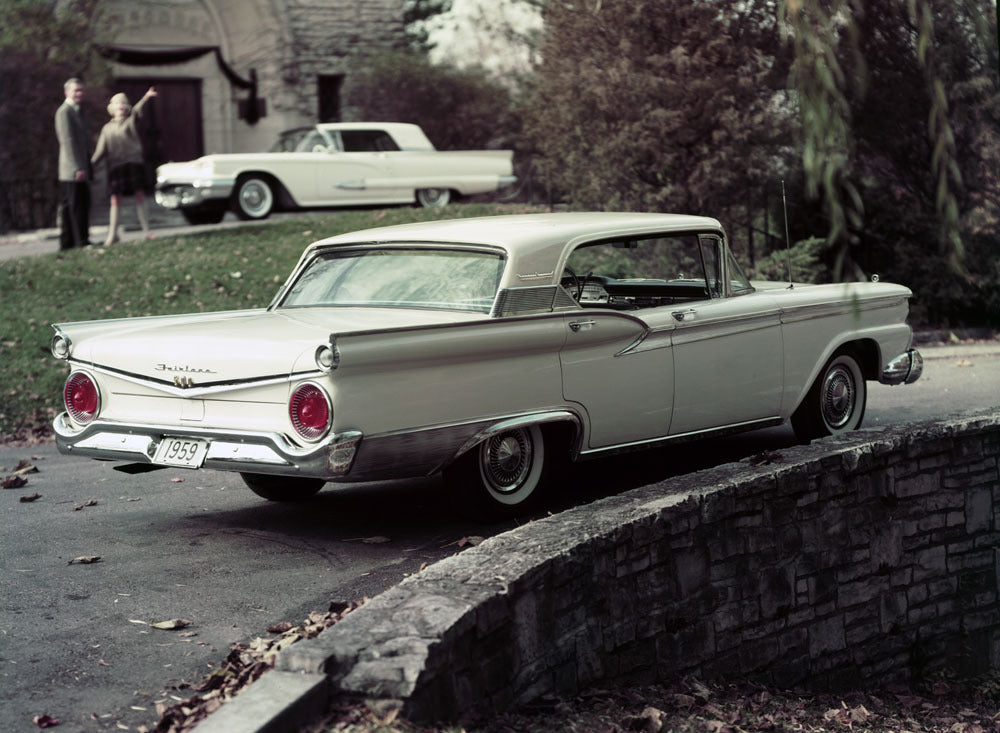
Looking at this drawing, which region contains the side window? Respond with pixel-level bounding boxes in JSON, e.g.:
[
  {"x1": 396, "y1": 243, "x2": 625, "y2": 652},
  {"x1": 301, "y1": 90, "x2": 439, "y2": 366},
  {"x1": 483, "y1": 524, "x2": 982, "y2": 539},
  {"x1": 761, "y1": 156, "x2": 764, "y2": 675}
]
[
  {"x1": 699, "y1": 236, "x2": 722, "y2": 298},
  {"x1": 340, "y1": 130, "x2": 401, "y2": 152},
  {"x1": 561, "y1": 234, "x2": 712, "y2": 309},
  {"x1": 726, "y1": 248, "x2": 754, "y2": 295}
]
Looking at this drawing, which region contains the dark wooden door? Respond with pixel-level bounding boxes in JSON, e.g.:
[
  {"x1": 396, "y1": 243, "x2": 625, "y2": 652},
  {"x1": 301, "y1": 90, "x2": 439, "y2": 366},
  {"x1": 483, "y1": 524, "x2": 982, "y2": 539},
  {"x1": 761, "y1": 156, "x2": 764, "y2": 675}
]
[{"x1": 114, "y1": 78, "x2": 203, "y2": 165}]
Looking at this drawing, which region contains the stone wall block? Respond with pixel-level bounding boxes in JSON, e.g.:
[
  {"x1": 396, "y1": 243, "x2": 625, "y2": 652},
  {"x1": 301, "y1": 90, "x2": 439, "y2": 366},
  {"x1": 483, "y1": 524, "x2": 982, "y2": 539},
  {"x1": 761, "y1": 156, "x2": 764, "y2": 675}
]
[
  {"x1": 966, "y1": 486, "x2": 994, "y2": 533},
  {"x1": 808, "y1": 616, "x2": 847, "y2": 656},
  {"x1": 895, "y1": 472, "x2": 940, "y2": 499},
  {"x1": 759, "y1": 566, "x2": 795, "y2": 619}
]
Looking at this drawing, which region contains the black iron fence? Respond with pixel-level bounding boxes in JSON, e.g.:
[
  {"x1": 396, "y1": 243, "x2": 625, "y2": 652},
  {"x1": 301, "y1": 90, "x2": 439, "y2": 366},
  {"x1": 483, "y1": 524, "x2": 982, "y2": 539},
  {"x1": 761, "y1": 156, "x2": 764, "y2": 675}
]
[{"x1": 0, "y1": 178, "x2": 59, "y2": 233}]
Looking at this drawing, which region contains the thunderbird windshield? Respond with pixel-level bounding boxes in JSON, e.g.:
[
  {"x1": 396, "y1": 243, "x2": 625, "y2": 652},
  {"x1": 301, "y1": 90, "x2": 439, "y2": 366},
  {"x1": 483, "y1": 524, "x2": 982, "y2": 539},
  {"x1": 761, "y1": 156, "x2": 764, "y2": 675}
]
[{"x1": 279, "y1": 247, "x2": 505, "y2": 313}]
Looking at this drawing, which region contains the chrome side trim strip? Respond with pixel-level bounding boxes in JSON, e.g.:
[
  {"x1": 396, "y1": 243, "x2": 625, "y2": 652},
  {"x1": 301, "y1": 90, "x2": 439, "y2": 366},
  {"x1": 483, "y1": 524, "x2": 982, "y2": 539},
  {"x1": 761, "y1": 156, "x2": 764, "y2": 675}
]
[
  {"x1": 578, "y1": 417, "x2": 783, "y2": 459},
  {"x1": 779, "y1": 296, "x2": 906, "y2": 324}
]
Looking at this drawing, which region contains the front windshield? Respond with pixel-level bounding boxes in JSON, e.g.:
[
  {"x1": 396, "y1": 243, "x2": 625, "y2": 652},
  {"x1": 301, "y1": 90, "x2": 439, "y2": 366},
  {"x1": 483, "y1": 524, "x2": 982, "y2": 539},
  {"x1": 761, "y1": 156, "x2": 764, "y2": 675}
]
[{"x1": 280, "y1": 247, "x2": 506, "y2": 313}]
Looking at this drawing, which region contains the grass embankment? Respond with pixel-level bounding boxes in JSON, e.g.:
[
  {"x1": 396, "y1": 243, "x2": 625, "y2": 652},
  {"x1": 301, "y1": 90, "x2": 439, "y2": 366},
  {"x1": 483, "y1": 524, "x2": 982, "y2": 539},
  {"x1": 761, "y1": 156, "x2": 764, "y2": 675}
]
[{"x1": 0, "y1": 203, "x2": 543, "y2": 441}]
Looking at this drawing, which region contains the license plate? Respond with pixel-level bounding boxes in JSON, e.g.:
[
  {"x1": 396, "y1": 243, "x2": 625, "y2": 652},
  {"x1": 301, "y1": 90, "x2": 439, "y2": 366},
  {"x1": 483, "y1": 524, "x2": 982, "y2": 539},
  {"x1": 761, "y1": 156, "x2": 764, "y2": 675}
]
[{"x1": 153, "y1": 437, "x2": 208, "y2": 468}]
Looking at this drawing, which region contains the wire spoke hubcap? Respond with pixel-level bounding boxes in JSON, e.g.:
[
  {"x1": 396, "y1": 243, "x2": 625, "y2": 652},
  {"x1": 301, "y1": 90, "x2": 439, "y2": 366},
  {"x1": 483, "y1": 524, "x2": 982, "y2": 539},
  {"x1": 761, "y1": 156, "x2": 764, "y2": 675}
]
[
  {"x1": 822, "y1": 366, "x2": 855, "y2": 429},
  {"x1": 481, "y1": 430, "x2": 532, "y2": 493}
]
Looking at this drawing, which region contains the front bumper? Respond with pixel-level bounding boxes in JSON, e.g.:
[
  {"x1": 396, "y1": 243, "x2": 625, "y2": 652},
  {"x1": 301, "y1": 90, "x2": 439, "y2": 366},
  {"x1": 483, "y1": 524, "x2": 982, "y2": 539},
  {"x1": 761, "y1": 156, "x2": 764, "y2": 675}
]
[
  {"x1": 53, "y1": 414, "x2": 361, "y2": 478},
  {"x1": 154, "y1": 178, "x2": 235, "y2": 209},
  {"x1": 879, "y1": 348, "x2": 923, "y2": 385}
]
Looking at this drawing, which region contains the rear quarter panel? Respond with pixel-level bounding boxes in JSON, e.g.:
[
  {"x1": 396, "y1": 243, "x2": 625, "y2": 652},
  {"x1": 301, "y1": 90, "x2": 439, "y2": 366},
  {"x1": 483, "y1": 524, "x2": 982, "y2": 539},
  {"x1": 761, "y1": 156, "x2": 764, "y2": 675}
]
[{"x1": 325, "y1": 316, "x2": 568, "y2": 437}]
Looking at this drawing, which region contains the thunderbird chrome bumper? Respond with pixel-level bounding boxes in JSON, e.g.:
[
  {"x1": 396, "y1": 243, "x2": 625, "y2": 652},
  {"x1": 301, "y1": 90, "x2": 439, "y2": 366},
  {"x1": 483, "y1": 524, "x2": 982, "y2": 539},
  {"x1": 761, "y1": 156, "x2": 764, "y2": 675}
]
[
  {"x1": 154, "y1": 178, "x2": 235, "y2": 209},
  {"x1": 53, "y1": 414, "x2": 361, "y2": 478},
  {"x1": 879, "y1": 349, "x2": 923, "y2": 385}
]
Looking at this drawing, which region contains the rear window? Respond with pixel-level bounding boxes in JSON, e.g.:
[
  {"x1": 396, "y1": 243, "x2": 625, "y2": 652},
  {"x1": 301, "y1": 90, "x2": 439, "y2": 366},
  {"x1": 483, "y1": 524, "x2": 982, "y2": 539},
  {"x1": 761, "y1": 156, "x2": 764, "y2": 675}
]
[{"x1": 280, "y1": 247, "x2": 505, "y2": 313}]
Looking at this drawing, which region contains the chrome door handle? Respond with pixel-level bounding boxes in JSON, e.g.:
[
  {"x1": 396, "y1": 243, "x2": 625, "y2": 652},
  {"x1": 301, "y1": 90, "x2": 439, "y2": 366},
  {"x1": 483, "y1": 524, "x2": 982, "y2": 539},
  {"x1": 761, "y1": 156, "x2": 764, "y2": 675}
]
[
  {"x1": 672, "y1": 309, "x2": 697, "y2": 322},
  {"x1": 569, "y1": 320, "x2": 596, "y2": 332}
]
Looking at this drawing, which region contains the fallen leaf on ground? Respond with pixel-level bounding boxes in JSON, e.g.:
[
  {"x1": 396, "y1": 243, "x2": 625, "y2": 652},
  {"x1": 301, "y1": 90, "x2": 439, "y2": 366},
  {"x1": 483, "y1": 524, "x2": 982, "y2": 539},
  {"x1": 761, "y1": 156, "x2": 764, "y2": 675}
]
[
  {"x1": 151, "y1": 618, "x2": 193, "y2": 630},
  {"x1": 170, "y1": 477, "x2": 185, "y2": 483},
  {"x1": 267, "y1": 621, "x2": 294, "y2": 634},
  {"x1": 74, "y1": 499, "x2": 99, "y2": 510},
  {"x1": 956, "y1": 359, "x2": 974, "y2": 367},
  {"x1": 68, "y1": 556, "x2": 102, "y2": 565},
  {"x1": 13, "y1": 459, "x2": 39, "y2": 475},
  {"x1": 20, "y1": 493, "x2": 41, "y2": 502},
  {"x1": 33, "y1": 713, "x2": 60, "y2": 728},
  {"x1": 2, "y1": 474, "x2": 28, "y2": 489}
]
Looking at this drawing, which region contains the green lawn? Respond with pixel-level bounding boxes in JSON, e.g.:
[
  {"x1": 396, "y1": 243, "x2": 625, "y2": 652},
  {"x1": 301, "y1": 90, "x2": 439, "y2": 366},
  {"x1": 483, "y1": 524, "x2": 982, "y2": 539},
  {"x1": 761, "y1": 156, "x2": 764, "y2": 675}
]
[{"x1": 0, "y1": 203, "x2": 544, "y2": 441}]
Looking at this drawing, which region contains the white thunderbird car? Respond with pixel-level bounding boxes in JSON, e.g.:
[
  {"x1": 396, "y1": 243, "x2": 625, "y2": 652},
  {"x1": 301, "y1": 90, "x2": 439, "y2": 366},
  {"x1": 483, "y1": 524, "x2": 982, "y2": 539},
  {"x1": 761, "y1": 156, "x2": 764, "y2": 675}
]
[
  {"x1": 153, "y1": 122, "x2": 516, "y2": 224},
  {"x1": 51, "y1": 213, "x2": 922, "y2": 517}
]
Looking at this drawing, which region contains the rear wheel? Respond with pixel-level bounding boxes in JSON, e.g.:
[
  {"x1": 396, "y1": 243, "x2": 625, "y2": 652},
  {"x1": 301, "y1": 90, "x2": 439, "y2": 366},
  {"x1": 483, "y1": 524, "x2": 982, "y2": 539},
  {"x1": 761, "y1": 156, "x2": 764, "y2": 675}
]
[
  {"x1": 240, "y1": 473, "x2": 324, "y2": 501},
  {"x1": 444, "y1": 424, "x2": 550, "y2": 519},
  {"x1": 792, "y1": 352, "x2": 867, "y2": 441},
  {"x1": 416, "y1": 188, "x2": 451, "y2": 208},
  {"x1": 232, "y1": 176, "x2": 275, "y2": 219}
]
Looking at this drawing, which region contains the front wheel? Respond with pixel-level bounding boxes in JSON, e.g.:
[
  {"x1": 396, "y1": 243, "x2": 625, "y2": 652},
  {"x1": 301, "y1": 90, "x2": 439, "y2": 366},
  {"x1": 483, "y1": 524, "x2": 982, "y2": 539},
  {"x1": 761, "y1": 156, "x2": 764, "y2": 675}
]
[
  {"x1": 240, "y1": 473, "x2": 324, "y2": 501},
  {"x1": 792, "y1": 352, "x2": 867, "y2": 441},
  {"x1": 415, "y1": 188, "x2": 451, "y2": 208},
  {"x1": 444, "y1": 424, "x2": 549, "y2": 519},
  {"x1": 232, "y1": 176, "x2": 275, "y2": 219}
]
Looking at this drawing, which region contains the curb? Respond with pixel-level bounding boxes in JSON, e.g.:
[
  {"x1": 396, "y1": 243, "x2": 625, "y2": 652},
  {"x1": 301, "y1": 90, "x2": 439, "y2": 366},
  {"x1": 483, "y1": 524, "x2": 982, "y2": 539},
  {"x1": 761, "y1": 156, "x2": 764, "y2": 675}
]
[{"x1": 193, "y1": 671, "x2": 330, "y2": 733}]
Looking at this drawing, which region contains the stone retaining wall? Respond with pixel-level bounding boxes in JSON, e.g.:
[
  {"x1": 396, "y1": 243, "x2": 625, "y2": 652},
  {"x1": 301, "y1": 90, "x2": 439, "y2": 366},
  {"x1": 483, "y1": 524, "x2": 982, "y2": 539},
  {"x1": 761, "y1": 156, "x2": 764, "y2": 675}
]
[{"x1": 278, "y1": 414, "x2": 1000, "y2": 723}]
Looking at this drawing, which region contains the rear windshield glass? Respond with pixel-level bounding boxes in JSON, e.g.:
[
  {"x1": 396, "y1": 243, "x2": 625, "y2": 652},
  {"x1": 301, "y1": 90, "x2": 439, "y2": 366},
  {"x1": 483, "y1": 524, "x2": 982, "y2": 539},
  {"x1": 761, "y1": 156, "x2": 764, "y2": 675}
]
[{"x1": 280, "y1": 247, "x2": 505, "y2": 313}]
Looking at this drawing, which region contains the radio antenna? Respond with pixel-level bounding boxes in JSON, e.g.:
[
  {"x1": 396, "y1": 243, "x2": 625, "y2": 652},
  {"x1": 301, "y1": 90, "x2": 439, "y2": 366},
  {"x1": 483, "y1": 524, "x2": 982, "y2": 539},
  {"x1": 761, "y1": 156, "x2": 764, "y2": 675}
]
[{"x1": 781, "y1": 179, "x2": 793, "y2": 289}]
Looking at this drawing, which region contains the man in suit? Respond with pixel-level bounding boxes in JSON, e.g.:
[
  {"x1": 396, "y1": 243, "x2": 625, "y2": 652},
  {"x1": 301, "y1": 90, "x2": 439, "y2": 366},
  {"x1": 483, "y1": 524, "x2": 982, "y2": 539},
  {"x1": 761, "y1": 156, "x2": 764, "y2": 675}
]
[{"x1": 55, "y1": 78, "x2": 93, "y2": 249}]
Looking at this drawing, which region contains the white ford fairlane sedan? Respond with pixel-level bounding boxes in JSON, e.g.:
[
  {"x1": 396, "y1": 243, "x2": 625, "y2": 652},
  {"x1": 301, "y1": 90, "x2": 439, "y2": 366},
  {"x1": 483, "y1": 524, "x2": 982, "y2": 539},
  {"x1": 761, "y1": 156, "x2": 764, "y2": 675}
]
[
  {"x1": 52, "y1": 213, "x2": 922, "y2": 516},
  {"x1": 154, "y1": 122, "x2": 516, "y2": 224}
]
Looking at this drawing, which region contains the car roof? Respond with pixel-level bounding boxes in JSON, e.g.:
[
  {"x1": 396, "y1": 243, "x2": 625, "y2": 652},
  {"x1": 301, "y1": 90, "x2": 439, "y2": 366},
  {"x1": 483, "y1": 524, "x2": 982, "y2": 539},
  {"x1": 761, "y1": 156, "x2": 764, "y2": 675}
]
[
  {"x1": 305, "y1": 212, "x2": 725, "y2": 288},
  {"x1": 310, "y1": 212, "x2": 722, "y2": 250}
]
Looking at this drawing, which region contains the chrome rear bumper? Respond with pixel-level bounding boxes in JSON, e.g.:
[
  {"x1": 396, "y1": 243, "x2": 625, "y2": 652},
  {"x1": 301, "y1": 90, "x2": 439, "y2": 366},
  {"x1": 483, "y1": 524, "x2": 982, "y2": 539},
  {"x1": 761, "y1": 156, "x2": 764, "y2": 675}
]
[
  {"x1": 880, "y1": 349, "x2": 923, "y2": 385},
  {"x1": 53, "y1": 414, "x2": 361, "y2": 478}
]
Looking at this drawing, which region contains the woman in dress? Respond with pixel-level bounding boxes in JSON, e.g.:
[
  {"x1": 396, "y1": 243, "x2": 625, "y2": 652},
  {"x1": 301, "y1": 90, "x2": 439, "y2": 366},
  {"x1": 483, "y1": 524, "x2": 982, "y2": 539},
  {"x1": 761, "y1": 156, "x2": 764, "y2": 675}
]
[{"x1": 91, "y1": 87, "x2": 157, "y2": 246}]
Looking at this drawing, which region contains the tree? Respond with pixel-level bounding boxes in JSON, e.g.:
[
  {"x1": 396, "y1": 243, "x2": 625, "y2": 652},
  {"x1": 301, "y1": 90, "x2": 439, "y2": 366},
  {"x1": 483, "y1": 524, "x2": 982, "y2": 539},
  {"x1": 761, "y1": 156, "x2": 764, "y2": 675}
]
[
  {"x1": 784, "y1": 0, "x2": 999, "y2": 323},
  {"x1": 0, "y1": 0, "x2": 110, "y2": 231},
  {"x1": 525, "y1": 0, "x2": 796, "y2": 244},
  {"x1": 404, "y1": 0, "x2": 453, "y2": 51},
  {"x1": 343, "y1": 50, "x2": 516, "y2": 151}
]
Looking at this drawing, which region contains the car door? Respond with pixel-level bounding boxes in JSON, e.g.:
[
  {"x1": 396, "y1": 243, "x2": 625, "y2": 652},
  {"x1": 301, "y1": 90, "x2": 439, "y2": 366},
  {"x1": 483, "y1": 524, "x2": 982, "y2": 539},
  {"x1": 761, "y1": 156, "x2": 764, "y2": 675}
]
[
  {"x1": 557, "y1": 235, "x2": 684, "y2": 449},
  {"x1": 667, "y1": 236, "x2": 783, "y2": 435},
  {"x1": 268, "y1": 128, "x2": 331, "y2": 205},
  {"x1": 317, "y1": 129, "x2": 409, "y2": 205},
  {"x1": 560, "y1": 309, "x2": 674, "y2": 449}
]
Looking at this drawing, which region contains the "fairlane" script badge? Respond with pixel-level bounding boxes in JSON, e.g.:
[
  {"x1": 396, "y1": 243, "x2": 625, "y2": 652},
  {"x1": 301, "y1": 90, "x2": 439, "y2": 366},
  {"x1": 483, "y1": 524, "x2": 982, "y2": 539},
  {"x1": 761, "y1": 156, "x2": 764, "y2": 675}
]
[{"x1": 155, "y1": 364, "x2": 216, "y2": 374}]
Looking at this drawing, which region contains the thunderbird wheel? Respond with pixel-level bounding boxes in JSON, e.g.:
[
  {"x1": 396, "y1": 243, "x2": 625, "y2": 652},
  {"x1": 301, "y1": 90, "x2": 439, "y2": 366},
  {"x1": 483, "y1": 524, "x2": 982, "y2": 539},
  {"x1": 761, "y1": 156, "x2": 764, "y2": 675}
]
[
  {"x1": 233, "y1": 176, "x2": 274, "y2": 219},
  {"x1": 445, "y1": 425, "x2": 548, "y2": 518},
  {"x1": 792, "y1": 352, "x2": 867, "y2": 441},
  {"x1": 416, "y1": 188, "x2": 450, "y2": 208},
  {"x1": 240, "y1": 473, "x2": 324, "y2": 501}
]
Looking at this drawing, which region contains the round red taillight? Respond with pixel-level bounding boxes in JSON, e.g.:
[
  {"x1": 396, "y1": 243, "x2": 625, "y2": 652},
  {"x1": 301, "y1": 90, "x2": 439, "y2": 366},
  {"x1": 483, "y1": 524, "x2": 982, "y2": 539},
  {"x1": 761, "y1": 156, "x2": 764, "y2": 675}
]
[
  {"x1": 289, "y1": 382, "x2": 331, "y2": 442},
  {"x1": 64, "y1": 371, "x2": 100, "y2": 425}
]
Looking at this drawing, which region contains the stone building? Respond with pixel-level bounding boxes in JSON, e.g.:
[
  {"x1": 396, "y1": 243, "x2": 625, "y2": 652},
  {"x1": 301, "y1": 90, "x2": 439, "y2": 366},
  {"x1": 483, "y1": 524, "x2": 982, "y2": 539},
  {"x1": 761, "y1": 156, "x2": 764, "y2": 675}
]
[{"x1": 92, "y1": 0, "x2": 407, "y2": 165}]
